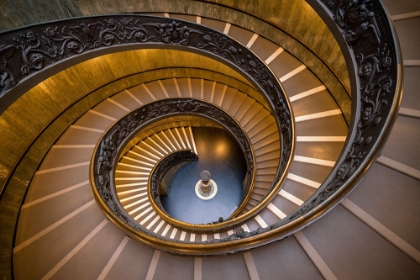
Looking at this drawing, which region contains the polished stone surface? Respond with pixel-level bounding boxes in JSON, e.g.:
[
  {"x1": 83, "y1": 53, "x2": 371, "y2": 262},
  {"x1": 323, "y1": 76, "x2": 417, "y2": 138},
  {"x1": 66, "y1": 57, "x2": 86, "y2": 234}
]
[{"x1": 161, "y1": 127, "x2": 247, "y2": 224}]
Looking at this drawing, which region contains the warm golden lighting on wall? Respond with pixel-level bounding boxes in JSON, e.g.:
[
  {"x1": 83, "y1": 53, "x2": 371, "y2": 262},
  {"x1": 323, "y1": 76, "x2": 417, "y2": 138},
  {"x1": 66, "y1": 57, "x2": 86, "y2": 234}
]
[{"x1": 215, "y1": 141, "x2": 228, "y2": 157}]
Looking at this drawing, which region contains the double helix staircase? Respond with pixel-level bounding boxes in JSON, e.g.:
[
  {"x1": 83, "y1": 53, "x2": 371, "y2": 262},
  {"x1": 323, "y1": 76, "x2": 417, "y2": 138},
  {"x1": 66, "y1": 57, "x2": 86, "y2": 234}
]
[{"x1": 0, "y1": 0, "x2": 419, "y2": 279}]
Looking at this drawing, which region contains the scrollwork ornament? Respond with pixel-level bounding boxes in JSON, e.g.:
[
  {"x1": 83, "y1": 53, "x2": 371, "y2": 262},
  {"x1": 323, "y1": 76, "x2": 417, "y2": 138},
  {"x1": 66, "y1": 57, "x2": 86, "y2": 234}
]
[
  {"x1": 147, "y1": 21, "x2": 203, "y2": 45},
  {"x1": 197, "y1": 32, "x2": 243, "y2": 64},
  {"x1": 0, "y1": 17, "x2": 160, "y2": 84},
  {"x1": 98, "y1": 18, "x2": 157, "y2": 44},
  {"x1": 352, "y1": 44, "x2": 393, "y2": 145}
]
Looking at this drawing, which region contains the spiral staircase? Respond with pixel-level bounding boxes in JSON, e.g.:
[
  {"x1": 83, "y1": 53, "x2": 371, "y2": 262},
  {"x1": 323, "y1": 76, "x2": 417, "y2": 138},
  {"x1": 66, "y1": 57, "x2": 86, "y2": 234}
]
[{"x1": 0, "y1": 0, "x2": 419, "y2": 279}]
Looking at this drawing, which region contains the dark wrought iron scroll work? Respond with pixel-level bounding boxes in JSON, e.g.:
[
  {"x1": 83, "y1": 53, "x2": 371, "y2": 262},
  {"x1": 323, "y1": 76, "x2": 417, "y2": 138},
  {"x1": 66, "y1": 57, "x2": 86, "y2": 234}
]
[
  {"x1": 0, "y1": 15, "x2": 292, "y2": 194},
  {"x1": 288, "y1": 0, "x2": 398, "y2": 220},
  {"x1": 93, "y1": 98, "x2": 255, "y2": 235},
  {"x1": 2, "y1": 2, "x2": 399, "y2": 250},
  {"x1": 0, "y1": 18, "x2": 196, "y2": 96}
]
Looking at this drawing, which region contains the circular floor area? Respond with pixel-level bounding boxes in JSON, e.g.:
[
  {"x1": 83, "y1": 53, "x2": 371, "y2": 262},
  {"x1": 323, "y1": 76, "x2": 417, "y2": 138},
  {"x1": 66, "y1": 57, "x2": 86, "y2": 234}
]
[{"x1": 161, "y1": 127, "x2": 247, "y2": 224}]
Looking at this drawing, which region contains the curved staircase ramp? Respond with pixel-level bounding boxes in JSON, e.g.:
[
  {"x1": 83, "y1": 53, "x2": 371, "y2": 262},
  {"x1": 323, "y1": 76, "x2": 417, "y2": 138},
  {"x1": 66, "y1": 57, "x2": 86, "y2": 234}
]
[
  {"x1": 99, "y1": 69, "x2": 344, "y2": 242},
  {"x1": 29, "y1": 70, "x2": 344, "y2": 245},
  {"x1": 13, "y1": 31, "x2": 347, "y2": 249},
  {"x1": 10, "y1": 1, "x2": 420, "y2": 279}
]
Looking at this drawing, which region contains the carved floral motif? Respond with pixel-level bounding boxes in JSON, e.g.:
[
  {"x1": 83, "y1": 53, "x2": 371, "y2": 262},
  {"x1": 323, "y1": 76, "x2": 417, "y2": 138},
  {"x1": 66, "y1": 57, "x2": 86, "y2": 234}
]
[
  {"x1": 198, "y1": 32, "x2": 243, "y2": 64},
  {"x1": 150, "y1": 150, "x2": 198, "y2": 211},
  {"x1": 147, "y1": 21, "x2": 203, "y2": 45},
  {"x1": 10, "y1": 18, "x2": 157, "y2": 79}
]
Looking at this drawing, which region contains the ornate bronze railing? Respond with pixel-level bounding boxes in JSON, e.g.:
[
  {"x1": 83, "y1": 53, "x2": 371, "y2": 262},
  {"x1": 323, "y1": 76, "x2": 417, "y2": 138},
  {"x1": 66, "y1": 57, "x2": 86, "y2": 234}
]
[{"x1": 2, "y1": 0, "x2": 401, "y2": 255}]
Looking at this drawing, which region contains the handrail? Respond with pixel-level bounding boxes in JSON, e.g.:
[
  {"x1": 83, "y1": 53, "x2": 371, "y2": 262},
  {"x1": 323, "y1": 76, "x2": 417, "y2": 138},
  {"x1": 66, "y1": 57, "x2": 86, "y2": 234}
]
[
  {"x1": 280, "y1": 0, "x2": 402, "y2": 221},
  {"x1": 3, "y1": 0, "x2": 401, "y2": 255},
  {"x1": 149, "y1": 150, "x2": 198, "y2": 218}
]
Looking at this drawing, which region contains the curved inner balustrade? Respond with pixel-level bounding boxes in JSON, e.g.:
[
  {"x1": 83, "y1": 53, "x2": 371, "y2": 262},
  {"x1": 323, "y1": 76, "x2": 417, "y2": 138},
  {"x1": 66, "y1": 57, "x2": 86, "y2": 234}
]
[
  {"x1": 150, "y1": 150, "x2": 201, "y2": 217},
  {"x1": 92, "y1": 98, "x2": 264, "y2": 235},
  {"x1": 0, "y1": 0, "x2": 405, "y2": 275}
]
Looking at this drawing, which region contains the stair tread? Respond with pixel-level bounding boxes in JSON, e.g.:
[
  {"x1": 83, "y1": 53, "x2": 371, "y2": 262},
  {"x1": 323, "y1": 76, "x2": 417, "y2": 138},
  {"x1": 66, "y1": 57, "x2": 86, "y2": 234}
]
[
  {"x1": 235, "y1": 96, "x2": 256, "y2": 121},
  {"x1": 282, "y1": 69, "x2": 324, "y2": 96},
  {"x1": 111, "y1": 90, "x2": 143, "y2": 111},
  {"x1": 292, "y1": 90, "x2": 341, "y2": 117},
  {"x1": 254, "y1": 141, "x2": 280, "y2": 157},
  {"x1": 219, "y1": 87, "x2": 239, "y2": 111},
  {"x1": 227, "y1": 91, "x2": 247, "y2": 116},
  {"x1": 145, "y1": 80, "x2": 169, "y2": 100},
  {"x1": 296, "y1": 115, "x2": 347, "y2": 136},
  {"x1": 381, "y1": 116, "x2": 420, "y2": 170},
  {"x1": 252, "y1": 131, "x2": 279, "y2": 150},
  {"x1": 228, "y1": 24, "x2": 255, "y2": 45},
  {"x1": 269, "y1": 50, "x2": 304, "y2": 79},
  {"x1": 249, "y1": 35, "x2": 280, "y2": 61},
  {"x1": 91, "y1": 99, "x2": 129, "y2": 120},
  {"x1": 37, "y1": 148, "x2": 92, "y2": 171},
  {"x1": 175, "y1": 78, "x2": 192, "y2": 98},
  {"x1": 254, "y1": 237, "x2": 325, "y2": 279},
  {"x1": 247, "y1": 115, "x2": 275, "y2": 138},
  {"x1": 74, "y1": 111, "x2": 115, "y2": 130},
  {"x1": 238, "y1": 102, "x2": 265, "y2": 127}
]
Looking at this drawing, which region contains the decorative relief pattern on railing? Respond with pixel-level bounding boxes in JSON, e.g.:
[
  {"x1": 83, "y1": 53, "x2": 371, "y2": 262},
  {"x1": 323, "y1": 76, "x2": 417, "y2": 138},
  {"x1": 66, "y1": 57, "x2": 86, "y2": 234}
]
[
  {"x1": 93, "y1": 98, "x2": 255, "y2": 233},
  {"x1": 0, "y1": 18, "x2": 202, "y2": 97},
  {"x1": 288, "y1": 0, "x2": 398, "y2": 220}
]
